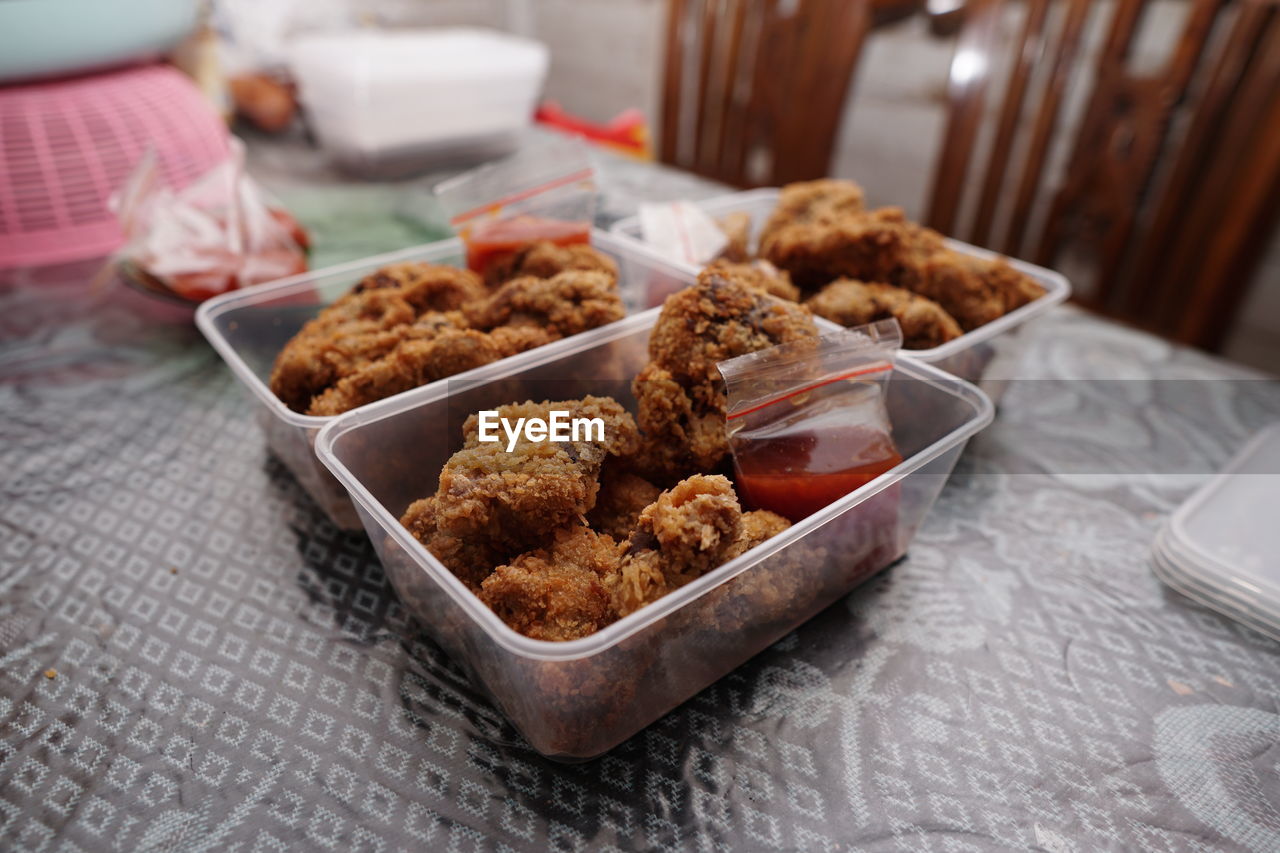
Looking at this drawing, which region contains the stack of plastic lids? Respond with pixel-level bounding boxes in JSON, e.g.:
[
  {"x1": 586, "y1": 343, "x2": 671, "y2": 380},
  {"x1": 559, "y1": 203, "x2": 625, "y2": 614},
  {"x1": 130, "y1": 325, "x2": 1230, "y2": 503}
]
[{"x1": 1152, "y1": 423, "x2": 1280, "y2": 641}]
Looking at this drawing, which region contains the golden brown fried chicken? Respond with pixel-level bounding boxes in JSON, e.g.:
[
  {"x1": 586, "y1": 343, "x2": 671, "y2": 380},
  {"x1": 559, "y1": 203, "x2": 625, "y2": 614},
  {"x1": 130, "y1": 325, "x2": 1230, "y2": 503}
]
[
  {"x1": 762, "y1": 203, "x2": 1045, "y2": 329},
  {"x1": 905, "y1": 250, "x2": 1045, "y2": 331},
  {"x1": 726, "y1": 510, "x2": 792, "y2": 559},
  {"x1": 633, "y1": 268, "x2": 819, "y2": 480},
  {"x1": 716, "y1": 211, "x2": 753, "y2": 262},
  {"x1": 306, "y1": 329, "x2": 503, "y2": 416},
  {"x1": 704, "y1": 259, "x2": 801, "y2": 302},
  {"x1": 480, "y1": 526, "x2": 621, "y2": 641},
  {"x1": 481, "y1": 240, "x2": 619, "y2": 289},
  {"x1": 432, "y1": 397, "x2": 639, "y2": 555},
  {"x1": 587, "y1": 468, "x2": 661, "y2": 541},
  {"x1": 761, "y1": 206, "x2": 917, "y2": 290},
  {"x1": 805, "y1": 278, "x2": 962, "y2": 349},
  {"x1": 758, "y1": 179, "x2": 866, "y2": 251},
  {"x1": 353, "y1": 262, "x2": 486, "y2": 312},
  {"x1": 610, "y1": 475, "x2": 744, "y2": 617},
  {"x1": 401, "y1": 496, "x2": 504, "y2": 590},
  {"x1": 464, "y1": 270, "x2": 625, "y2": 337},
  {"x1": 270, "y1": 255, "x2": 624, "y2": 414}
]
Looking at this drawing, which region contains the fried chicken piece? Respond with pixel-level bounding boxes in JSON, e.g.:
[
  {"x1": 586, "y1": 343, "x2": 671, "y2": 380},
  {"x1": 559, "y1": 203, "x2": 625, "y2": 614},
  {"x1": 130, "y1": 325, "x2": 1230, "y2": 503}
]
[
  {"x1": 725, "y1": 510, "x2": 792, "y2": 559},
  {"x1": 610, "y1": 475, "x2": 744, "y2": 617},
  {"x1": 761, "y1": 206, "x2": 917, "y2": 290},
  {"x1": 480, "y1": 526, "x2": 621, "y2": 641},
  {"x1": 487, "y1": 325, "x2": 558, "y2": 357},
  {"x1": 716, "y1": 211, "x2": 753, "y2": 262},
  {"x1": 587, "y1": 468, "x2": 661, "y2": 541},
  {"x1": 481, "y1": 240, "x2": 619, "y2": 289},
  {"x1": 632, "y1": 361, "x2": 729, "y2": 477},
  {"x1": 762, "y1": 205, "x2": 1045, "y2": 328},
  {"x1": 352, "y1": 262, "x2": 486, "y2": 312},
  {"x1": 432, "y1": 397, "x2": 639, "y2": 554},
  {"x1": 269, "y1": 289, "x2": 423, "y2": 410},
  {"x1": 633, "y1": 268, "x2": 819, "y2": 480},
  {"x1": 805, "y1": 278, "x2": 962, "y2": 349},
  {"x1": 904, "y1": 250, "x2": 1045, "y2": 331},
  {"x1": 704, "y1": 259, "x2": 800, "y2": 302},
  {"x1": 464, "y1": 271, "x2": 624, "y2": 337},
  {"x1": 401, "y1": 496, "x2": 504, "y2": 590},
  {"x1": 307, "y1": 329, "x2": 504, "y2": 416},
  {"x1": 758, "y1": 179, "x2": 865, "y2": 252}
]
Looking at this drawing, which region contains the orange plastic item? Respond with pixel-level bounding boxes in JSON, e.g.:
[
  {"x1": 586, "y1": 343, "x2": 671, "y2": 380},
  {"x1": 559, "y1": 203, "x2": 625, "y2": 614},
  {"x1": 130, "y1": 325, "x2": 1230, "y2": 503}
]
[{"x1": 535, "y1": 101, "x2": 652, "y2": 159}]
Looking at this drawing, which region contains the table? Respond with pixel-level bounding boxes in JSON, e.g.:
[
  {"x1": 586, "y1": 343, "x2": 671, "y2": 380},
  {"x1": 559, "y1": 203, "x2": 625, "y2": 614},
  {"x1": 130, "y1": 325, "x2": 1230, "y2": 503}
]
[{"x1": 2, "y1": 135, "x2": 1279, "y2": 852}]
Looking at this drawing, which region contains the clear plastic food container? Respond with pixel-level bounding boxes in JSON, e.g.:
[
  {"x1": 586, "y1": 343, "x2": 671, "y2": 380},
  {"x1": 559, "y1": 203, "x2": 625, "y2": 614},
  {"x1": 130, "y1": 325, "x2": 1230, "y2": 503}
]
[
  {"x1": 1152, "y1": 422, "x2": 1280, "y2": 641},
  {"x1": 195, "y1": 230, "x2": 692, "y2": 529},
  {"x1": 314, "y1": 310, "x2": 994, "y2": 759},
  {"x1": 610, "y1": 188, "x2": 1071, "y2": 388}
]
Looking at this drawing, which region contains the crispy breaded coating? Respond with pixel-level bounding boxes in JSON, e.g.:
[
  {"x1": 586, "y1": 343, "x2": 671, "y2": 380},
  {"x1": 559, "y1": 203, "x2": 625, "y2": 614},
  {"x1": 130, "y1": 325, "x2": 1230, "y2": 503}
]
[
  {"x1": 905, "y1": 250, "x2": 1045, "y2": 331},
  {"x1": 464, "y1": 271, "x2": 625, "y2": 337},
  {"x1": 270, "y1": 253, "x2": 624, "y2": 414},
  {"x1": 805, "y1": 278, "x2": 962, "y2": 349},
  {"x1": 633, "y1": 269, "x2": 819, "y2": 480},
  {"x1": 480, "y1": 526, "x2": 621, "y2": 641},
  {"x1": 352, "y1": 262, "x2": 486, "y2": 312},
  {"x1": 704, "y1": 259, "x2": 801, "y2": 302},
  {"x1": 762, "y1": 203, "x2": 1045, "y2": 328},
  {"x1": 400, "y1": 496, "x2": 505, "y2": 590},
  {"x1": 487, "y1": 325, "x2": 558, "y2": 357},
  {"x1": 610, "y1": 475, "x2": 744, "y2": 617},
  {"x1": 725, "y1": 510, "x2": 792, "y2": 559},
  {"x1": 587, "y1": 468, "x2": 661, "y2": 541},
  {"x1": 482, "y1": 240, "x2": 619, "y2": 288},
  {"x1": 433, "y1": 397, "x2": 639, "y2": 554},
  {"x1": 761, "y1": 206, "x2": 917, "y2": 290},
  {"x1": 758, "y1": 179, "x2": 865, "y2": 251},
  {"x1": 716, "y1": 211, "x2": 753, "y2": 262},
  {"x1": 306, "y1": 329, "x2": 503, "y2": 416}
]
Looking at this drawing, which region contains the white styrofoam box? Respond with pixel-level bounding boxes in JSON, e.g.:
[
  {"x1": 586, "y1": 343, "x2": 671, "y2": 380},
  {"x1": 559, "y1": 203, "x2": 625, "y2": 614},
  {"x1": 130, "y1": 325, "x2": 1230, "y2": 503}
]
[{"x1": 289, "y1": 28, "x2": 549, "y2": 174}]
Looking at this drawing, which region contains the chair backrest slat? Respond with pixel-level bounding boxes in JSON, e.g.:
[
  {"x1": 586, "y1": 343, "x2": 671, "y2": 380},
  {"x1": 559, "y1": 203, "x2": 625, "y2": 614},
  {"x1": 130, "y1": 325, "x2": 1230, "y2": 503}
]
[
  {"x1": 928, "y1": 0, "x2": 1280, "y2": 349},
  {"x1": 661, "y1": 0, "x2": 872, "y2": 187}
]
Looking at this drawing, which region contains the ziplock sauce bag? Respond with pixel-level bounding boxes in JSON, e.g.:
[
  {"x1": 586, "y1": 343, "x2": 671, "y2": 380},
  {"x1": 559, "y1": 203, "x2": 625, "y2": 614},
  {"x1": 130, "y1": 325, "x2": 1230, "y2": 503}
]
[
  {"x1": 434, "y1": 136, "x2": 597, "y2": 281},
  {"x1": 718, "y1": 319, "x2": 904, "y2": 522}
]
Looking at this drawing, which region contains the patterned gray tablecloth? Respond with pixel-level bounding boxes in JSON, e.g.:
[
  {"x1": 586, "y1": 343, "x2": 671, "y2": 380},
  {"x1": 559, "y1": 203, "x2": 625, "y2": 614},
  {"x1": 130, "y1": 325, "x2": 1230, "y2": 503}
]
[{"x1": 3, "y1": 145, "x2": 1280, "y2": 852}]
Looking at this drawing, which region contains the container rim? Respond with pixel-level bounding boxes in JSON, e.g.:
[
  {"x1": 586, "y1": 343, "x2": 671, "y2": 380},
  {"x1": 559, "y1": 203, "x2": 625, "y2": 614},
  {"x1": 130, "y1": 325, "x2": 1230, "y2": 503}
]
[
  {"x1": 194, "y1": 229, "x2": 681, "y2": 431},
  {"x1": 607, "y1": 187, "x2": 1073, "y2": 363},
  {"x1": 1152, "y1": 525, "x2": 1280, "y2": 642},
  {"x1": 314, "y1": 310, "x2": 995, "y2": 662},
  {"x1": 1163, "y1": 423, "x2": 1280, "y2": 604}
]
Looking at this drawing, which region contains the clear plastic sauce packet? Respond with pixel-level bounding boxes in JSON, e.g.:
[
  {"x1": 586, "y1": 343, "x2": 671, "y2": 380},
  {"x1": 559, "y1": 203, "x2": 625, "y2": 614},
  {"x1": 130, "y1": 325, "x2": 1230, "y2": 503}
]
[
  {"x1": 434, "y1": 136, "x2": 597, "y2": 278},
  {"x1": 719, "y1": 319, "x2": 905, "y2": 522}
]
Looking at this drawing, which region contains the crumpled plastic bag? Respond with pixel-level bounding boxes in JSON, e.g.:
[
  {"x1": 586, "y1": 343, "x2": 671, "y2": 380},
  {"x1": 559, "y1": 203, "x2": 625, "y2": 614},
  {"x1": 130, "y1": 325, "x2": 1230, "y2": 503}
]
[{"x1": 111, "y1": 138, "x2": 308, "y2": 302}]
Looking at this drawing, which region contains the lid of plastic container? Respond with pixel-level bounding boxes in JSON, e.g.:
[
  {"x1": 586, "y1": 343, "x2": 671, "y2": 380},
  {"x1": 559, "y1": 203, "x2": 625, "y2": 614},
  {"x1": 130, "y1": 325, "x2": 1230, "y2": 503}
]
[{"x1": 1151, "y1": 423, "x2": 1280, "y2": 640}]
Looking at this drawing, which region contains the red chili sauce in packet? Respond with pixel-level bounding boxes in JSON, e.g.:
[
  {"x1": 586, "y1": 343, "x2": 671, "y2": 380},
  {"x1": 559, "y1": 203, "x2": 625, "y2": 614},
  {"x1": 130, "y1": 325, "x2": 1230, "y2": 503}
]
[
  {"x1": 434, "y1": 137, "x2": 597, "y2": 279},
  {"x1": 462, "y1": 215, "x2": 591, "y2": 278},
  {"x1": 719, "y1": 320, "x2": 904, "y2": 523}
]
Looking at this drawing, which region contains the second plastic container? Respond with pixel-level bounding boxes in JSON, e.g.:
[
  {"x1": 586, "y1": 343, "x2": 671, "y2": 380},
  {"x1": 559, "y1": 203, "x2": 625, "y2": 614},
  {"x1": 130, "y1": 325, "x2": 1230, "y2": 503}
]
[
  {"x1": 315, "y1": 310, "x2": 994, "y2": 759},
  {"x1": 609, "y1": 188, "x2": 1071, "y2": 389}
]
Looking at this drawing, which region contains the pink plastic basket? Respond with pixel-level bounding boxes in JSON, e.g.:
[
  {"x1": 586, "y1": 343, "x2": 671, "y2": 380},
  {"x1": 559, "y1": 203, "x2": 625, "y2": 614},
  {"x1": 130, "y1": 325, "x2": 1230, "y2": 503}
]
[{"x1": 0, "y1": 63, "x2": 229, "y2": 269}]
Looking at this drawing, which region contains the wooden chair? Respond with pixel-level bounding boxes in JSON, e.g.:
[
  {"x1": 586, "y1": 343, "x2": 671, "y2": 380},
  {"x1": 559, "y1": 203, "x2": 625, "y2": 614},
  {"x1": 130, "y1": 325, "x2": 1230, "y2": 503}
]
[
  {"x1": 925, "y1": 0, "x2": 1280, "y2": 351},
  {"x1": 660, "y1": 0, "x2": 876, "y2": 187}
]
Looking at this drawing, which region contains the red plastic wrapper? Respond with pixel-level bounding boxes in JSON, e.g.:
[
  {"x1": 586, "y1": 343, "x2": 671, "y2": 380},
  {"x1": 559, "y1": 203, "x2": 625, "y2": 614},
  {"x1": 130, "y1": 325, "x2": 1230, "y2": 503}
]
[{"x1": 111, "y1": 138, "x2": 308, "y2": 302}]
